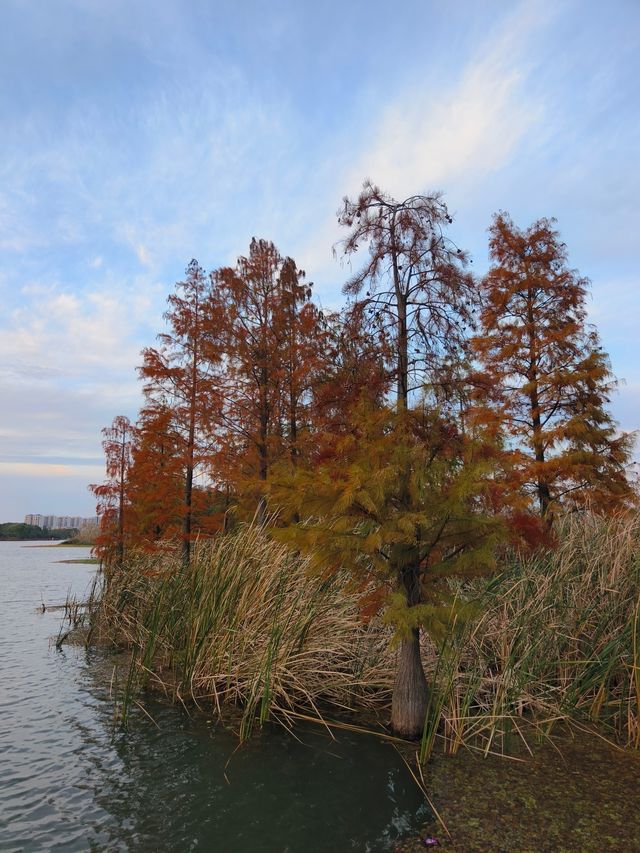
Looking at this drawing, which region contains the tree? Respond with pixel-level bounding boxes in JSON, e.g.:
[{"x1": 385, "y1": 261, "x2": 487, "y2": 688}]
[
  {"x1": 337, "y1": 180, "x2": 475, "y2": 409},
  {"x1": 90, "y1": 415, "x2": 134, "y2": 568},
  {"x1": 214, "y1": 239, "x2": 323, "y2": 519},
  {"x1": 127, "y1": 403, "x2": 184, "y2": 545},
  {"x1": 139, "y1": 260, "x2": 221, "y2": 564},
  {"x1": 472, "y1": 213, "x2": 635, "y2": 520},
  {"x1": 277, "y1": 256, "x2": 324, "y2": 470},
  {"x1": 309, "y1": 301, "x2": 392, "y2": 451},
  {"x1": 336, "y1": 182, "x2": 481, "y2": 736},
  {"x1": 274, "y1": 182, "x2": 483, "y2": 738},
  {"x1": 272, "y1": 403, "x2": 504, "y2": 738}
]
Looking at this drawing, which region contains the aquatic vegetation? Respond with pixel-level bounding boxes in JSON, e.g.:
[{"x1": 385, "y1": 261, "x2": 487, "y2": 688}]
[
  {"x1": 418, "y1": 512, "x2": 640, "y2": 759},
  {"x1": 89, "y1": 524, "x2": 393, "y2": 737},
  {"x1": 84, "y1": 513, "x2": 640, "y2": 755},
  {"x1": 397, "y1": 730, "x2": 640, "y2": 851}
]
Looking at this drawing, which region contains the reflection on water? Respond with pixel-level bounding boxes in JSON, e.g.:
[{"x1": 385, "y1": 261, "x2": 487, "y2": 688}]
[{"x1": 0, "y1": 542, "x2": 427, "y2": 852}]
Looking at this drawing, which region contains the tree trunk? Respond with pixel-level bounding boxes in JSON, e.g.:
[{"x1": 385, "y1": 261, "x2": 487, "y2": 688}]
[
  {"x1": 526, "y1": 288, "x2": 552, "y2": 521},
  {"x1": 389, "y1": 221, "x2": 428, "y2": 738},
  {"x1": 529, "y1": 386, "x2": 552, "y2": 519},
  {"x1": 182, "y1": 318, "x2": 199, "y2": 566},
  {"x1": 181, "y1": 461, "x2": 193, "y2": 566},
  {"x1": 391, "y1": 627, "x2": 429, "y2": 739},
  {"x1": 116, "y1": 432, "x2": 127, "y2": 567},
  {"x1": 390, "y1": 564, "x2": 430, "y2": 738},
  {"x1": 256, "y1": 358, "x2": 270, "y2": 526}
]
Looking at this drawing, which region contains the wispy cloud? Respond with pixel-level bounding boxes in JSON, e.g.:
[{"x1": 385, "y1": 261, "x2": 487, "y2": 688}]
[
  {"x1": 295, "y1": 0, "x2": 554, "y2": 294},
  {"x1": 0, "y1": 461, "x2": 104, "y2": 480},
  {"x1": 0, "y1": 0, "x2": 637, "y2": 519},
  {"x1": 346, "y1": 3, "x2": 551, "y2": 199}
]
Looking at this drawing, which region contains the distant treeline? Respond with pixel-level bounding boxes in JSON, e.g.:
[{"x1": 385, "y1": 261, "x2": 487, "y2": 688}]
[{"x1": 0, "y1": 523, "x2": 76, "y2": 541}]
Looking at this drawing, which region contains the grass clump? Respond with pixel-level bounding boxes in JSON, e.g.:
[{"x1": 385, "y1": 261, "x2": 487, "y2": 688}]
[
  {"x1": 91, "y1": 525, "x2": 392, "y2": 737},
  {"x1": 419, "y1": 513, "x2": 640, "y2": 760}
]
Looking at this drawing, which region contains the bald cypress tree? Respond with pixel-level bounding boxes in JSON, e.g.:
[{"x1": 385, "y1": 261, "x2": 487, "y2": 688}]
[
  {"x1": 472, "y1": 213, "x2": 635, "y2": 520},
  {"x1": 139, "y1": 260, "x2": 221, "y2": 564},
  {"x1": 272, "y1": 182, "x2": 499, "y2": 738}
]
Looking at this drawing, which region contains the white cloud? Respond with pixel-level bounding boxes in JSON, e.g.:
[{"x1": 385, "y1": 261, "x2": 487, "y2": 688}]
[
  {"x1": 296, "y1": 0, "x2": 554, "y2": 294},
  {"x1": 0, "y1": 271, "x2": 155, "y2": 517},
  {"x1": 1, "y1": 274, "x2": 162, "y2": 378},
  {"x1": 0, "y1": 462, "x2": 104, "y2": 479}
]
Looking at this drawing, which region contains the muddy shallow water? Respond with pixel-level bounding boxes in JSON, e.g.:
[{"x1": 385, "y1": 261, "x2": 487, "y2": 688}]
[{"x1": 398, "y1": 731, "x2": 640, "y2": 852}]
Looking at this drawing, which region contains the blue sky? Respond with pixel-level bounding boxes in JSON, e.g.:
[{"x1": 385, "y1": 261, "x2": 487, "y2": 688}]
[{"x1": 1, "y1": 0, "x2": 638, "y2": 522}]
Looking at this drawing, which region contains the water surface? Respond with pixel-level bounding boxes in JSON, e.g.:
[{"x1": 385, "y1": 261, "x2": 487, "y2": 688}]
[{"x1": 0, "y1": 541, "x2": 427, "y2": 852}]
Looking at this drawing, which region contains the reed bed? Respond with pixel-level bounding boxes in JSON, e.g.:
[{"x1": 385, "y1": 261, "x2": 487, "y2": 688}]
[
  {"x1": 419, "y1": 513, "x2": 640, "y2": 760},
  {"x1": 86, "y1": 514, "x2": 640, "y2": 755},
  {"x1": 90, "y1": 525, "x2": 393, "y2": 737}
]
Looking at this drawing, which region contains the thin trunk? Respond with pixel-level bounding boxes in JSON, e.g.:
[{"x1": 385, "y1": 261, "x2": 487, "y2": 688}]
[
  {"x1": 223, "y1": 482, "x2": 231, "y2": 533},
  {"x1": 390, "y1": 210, "x2": 409, "y2": 413},
  {"x1": 182, "y1": 459, "x2": 193, "y2": 565},
  {"x1": 117, "y1": 437, "x2": 126, "y2": 567},
  {"x1": 182, "y1": 333, "x2": 198, "y2": 565},
  {"x1": 257, "y1": 360, "x2": 269, "y2": 525},
  {"x1": 289, "y1": 392, "x2": 298, "y2": 467},
  {"x1": 526, "y1": 288, "x2": 552, "y2": 520},
  {"x1": 530, "y1": 383, "x2": 552, "y2": 518},
  {"x1": 289, "y1": 392, "x2": 300, "y2": 524}
]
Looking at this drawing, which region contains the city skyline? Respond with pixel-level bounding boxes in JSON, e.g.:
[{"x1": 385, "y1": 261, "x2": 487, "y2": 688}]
[{"x1": 23, "y1": 514, "x2": 98, "y2": 529}]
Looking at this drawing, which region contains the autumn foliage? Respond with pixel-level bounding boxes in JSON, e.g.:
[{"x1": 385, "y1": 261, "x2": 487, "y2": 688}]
[
  {"x1": 472, "y1": 213, "x2": 635, "y2": 520},
  {"x1": 91, "y1": 184, "x2": 636, "y2": 737}
]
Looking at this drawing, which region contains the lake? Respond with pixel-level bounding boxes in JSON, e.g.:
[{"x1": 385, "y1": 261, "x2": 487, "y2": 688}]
[
  {"x1": 4, "y1": 540, "x2": 640, "y2": 852},
  {"x1": 0, "y1": 541, "x2": 428, "y2": 852}
]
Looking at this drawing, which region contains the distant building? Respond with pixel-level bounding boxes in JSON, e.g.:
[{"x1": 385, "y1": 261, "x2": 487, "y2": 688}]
[{"x1": 23, "y1": 514, "x2": 98, "y2": 529}]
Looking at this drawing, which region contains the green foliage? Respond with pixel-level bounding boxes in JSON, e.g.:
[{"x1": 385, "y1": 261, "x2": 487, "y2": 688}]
[
  {"x1": 0, "y1": 523, "x2": 74, "y2": 540},
  {"x1": 381, "y1": 591, "x2": 480, "y2": 644},
  {"x1": 270, "y1": 403, "x2": 505, "y2": 637}
]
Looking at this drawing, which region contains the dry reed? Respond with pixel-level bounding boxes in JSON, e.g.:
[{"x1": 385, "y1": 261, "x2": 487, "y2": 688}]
[
  {"x1": 85, "y1": 514, "x2": 640, "y2": 756},
  {"x1": 419, "y1": 513, "x2": 640, "y2": 760},
  {"x1": 90, "y1": 525, "x2": 393, "y2": 736}
]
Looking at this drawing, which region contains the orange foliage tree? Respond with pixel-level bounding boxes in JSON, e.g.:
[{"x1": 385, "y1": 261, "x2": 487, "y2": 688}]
[
  {"x1": 139, "y1": 259, "x2": 222, "y2": 563},
  {"x1": 272, "y1": 182, "x2": 498, "y2": 739},
  {"x1": 126, "y1": 403, "x2": 184, "y2": 545},
  {"x1": 213, "y1": 239, "x2": 325, "y2": 519},
  {"x1": 472, "y1": 213, "x2": 636, "y2": 520},
  {"x1": 334, "y1": 182, "x2": 483, "y2": 737},
  {"x1": 90, "y1": 414, "x2": 134, "y2": 569},
  {"x1": 309, "y1": 301, "x2": 392, "y2": 450}
]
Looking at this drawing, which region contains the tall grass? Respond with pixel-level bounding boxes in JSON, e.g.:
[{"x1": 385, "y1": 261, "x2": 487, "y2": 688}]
[
  {"x1": 419, "y1": 513, "x2": 640, "y2": 760},
  {"x1": 86, "y1": 515, "x2": 640, "y2": 754},
  {"x1": 90, "y1": 525, "x2": 393, "y2": 737}
]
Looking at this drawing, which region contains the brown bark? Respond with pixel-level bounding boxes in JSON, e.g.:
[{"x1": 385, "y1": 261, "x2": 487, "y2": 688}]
[
  {"x1": 526, "y1": 288, "x2": 552, "y2": 519},
  {"x1": 391, "y1": 561, "x2": 429, "y2": 738},
  {"x1": 182, "y1": 314, "x2": 199, "y2": 565},
  {"x1": 391, "y1": 628, "x2": 429, "y2": 739}
]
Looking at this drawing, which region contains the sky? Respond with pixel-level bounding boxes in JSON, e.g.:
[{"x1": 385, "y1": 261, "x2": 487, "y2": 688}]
[{"x1": 0, "y1": 0, "x2": 639, "y2": 522}]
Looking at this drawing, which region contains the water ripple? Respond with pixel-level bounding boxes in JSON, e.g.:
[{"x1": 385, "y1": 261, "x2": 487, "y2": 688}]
[{"x1": 0, "y1": 542, "x2": 426, "y2": 852}]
